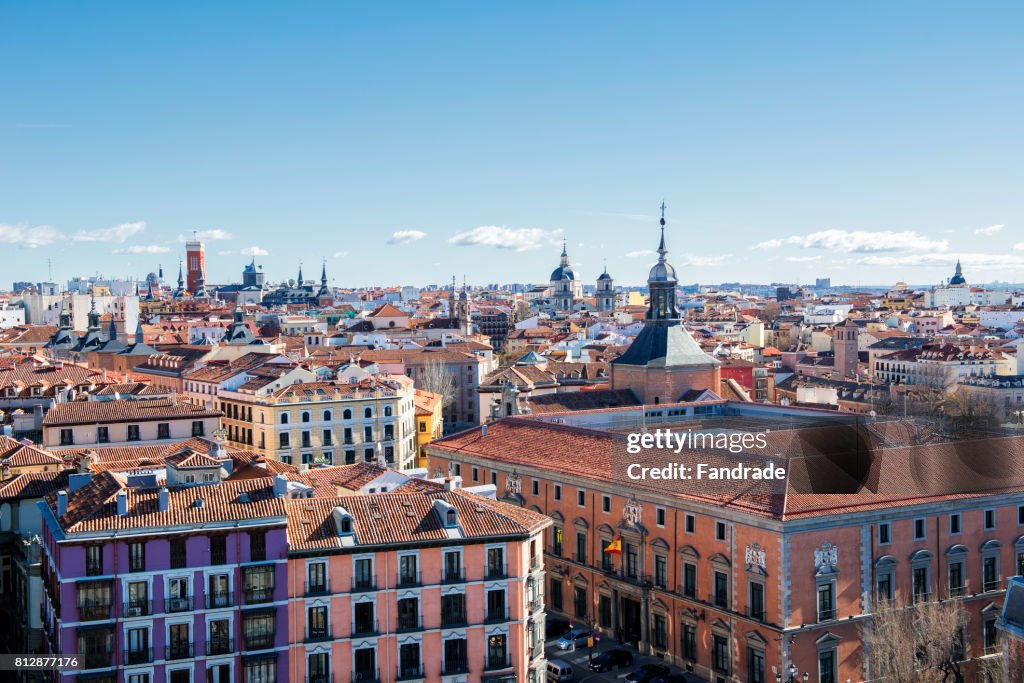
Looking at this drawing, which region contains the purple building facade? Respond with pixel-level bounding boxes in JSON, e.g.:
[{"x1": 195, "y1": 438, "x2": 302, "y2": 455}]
[{"x1": 39, "y1": 471, "x2": 292, "y2": 683}]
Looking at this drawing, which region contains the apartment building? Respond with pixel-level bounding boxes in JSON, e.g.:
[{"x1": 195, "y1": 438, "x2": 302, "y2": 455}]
[
  {"x1": 218, "y1": 376, "x2": 418, "y2": 470},
  {"x1": 285, "y1": 483, "x2": 550, "y2": 683},
  {"x1": 39, "y1": 472, "x2": 292, "y2": 683},
  {"x1": 427, "y1": 403, "x2": 1024, "y2": 683},
  {"x1": 41, "y1": 398, "x2": 222, "y2": 449}
]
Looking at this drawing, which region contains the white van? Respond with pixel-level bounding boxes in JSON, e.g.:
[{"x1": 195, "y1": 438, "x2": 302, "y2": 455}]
[{"x1": 547, "y1": 659, "x2": 575, "y2": 682}]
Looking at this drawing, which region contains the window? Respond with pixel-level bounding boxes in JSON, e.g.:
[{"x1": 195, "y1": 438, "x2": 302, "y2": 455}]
[
  {"x1": 168, "y1": 622, "x2": 191, "y2": 659},
  {"x1": 553, "y1": 484, "x2": 562, "y2": 501},
  {"x1": 170, "y1": 538, "x2": 186, "y2": 569},
  {"x1": 128, "y1": 542, "x2": 145, "y2": 572},
  {"x1": 398, "y1": 597, "x2": 419, "y2": 631},
  {"x1": 363, "y1": 426, "x2": 373, "y2": 442},
  {"x1": 301, "y1": 431, "x2": 311, "y2": 448},
  {"x1": 626, "y1": 543, "x2": 638, "y2": 579},
  {"x1": 984, "y1": 617, "x2": 999, "y2": 652},
  {"x1": 443, "y1": 551, "x2": 461, "y2": 582},
  {"x1": 577, "y1": 489, "x2": 585, "y2": 507},
  {"x1": 575, "y1": 532, "x2": 587, "y2": 564},
  {"x1": 652, "y1": 614, "x2": 667, "y2": 650},
  {"x1": 914, "y1": 518, "x2": 926, "y2": 540},
  {"x1": 913, "y1": 566, "x2": 929, "y2": 602},
  {"x1": 573, "y1": 586, "x2": 587, "y2": 619},
  {"x1": 487, "y1": 633, "x2": 508, "y2": 669},
  {"x1": 949, "y1": 561, "x2": 965, "y2": 596},
  {"x1": 210, "y1": 535, "x2": 227, "y2": 565},
  {"x1": 714, "y1": 571, "x2": 728, "y2": 607},
  {"x1": 601, "y1": 495, "x2": 610, "y2": 513},
  {"x1": 279, "y1": 433, "x2": 290, "y2": 448},
  {"x1": 322, "y1": 429, "x2": 332, "y2": 446},
  {"x1": 683, "y1": 562, "x2": 697, "y2": 598},
  {"x1": 682, "y1": 623, "x2": 697, "y2": 660},
  {"x1": 307, "y1": 605, "x2": 328, "y2": 640},
  {"x1": 985, "y1": 509, "x2": 996, "y2": 530},
  {"x1": 126, "y1": 424, "x2": 141, "y2": 441},
  {"x1": 654, "y1": 555, "x2": 667, "y2": 589},
  {"x1": 878, "y1": 522, "x2": 891, "y2": 544},
  {"x1": 243, "y1": 565, "x2": 275, "y2": 603},
  {"x1": 984, "y1": 556, "x2": 1000, "y2": 592},
  {"x1": 551, "y1": 527, "x2": 563, "y2": 556},
  {"x1": 443, "y1": 638, "x2": 467, "y2": 675},
  {"x1": 685, "y1": 513, "x2": 695, "y2": 534},
  {"x1": 399, "y1": 555, "x2": 419, "y2": 585},
  {"x1": 950, "y1": 513, "x2": 961, "y2": 535},
  {"x1": 549, "y1": 578, "x2": 563, "y2": 611},
  {"x1": 1019, "y1": 505, "x2": 1024, "y2": 525},
  {"x1": 308, "y1": 652, "x2": 329, "y2": 683},
  {"x1": 157, "y1": 423, "x2": 170, "y2": 439},
  {"x1": 343, "y1": 408, "x2": 352, "y2": 420},
  {"x1": 877, "y1": 571, "x2": 893, "y2": 602},
  {"x1": 307, "y1": 562, "x2": 328, "y2": 594},
  {"x1": 817, "y1": 583, "x2": 835, "y2": 621},
  {"x1": 472, "y1": 466, "x2": 479, "y2": 482},
  {"x1": 712, "y1": 634, "x2": 729, "y2": 673},
  {"x1": 207, "y1": 574, "x2": 230, "y2": 609},
  {"x1": 60, "y1": 428, "x2": 74, "y2": 446},
  {"x1": 192, "y1": 421, "x2": 205, "y2": 437},
  {"x1": 354, "y1": 558, "x2": 374, "y2": 589},
  {"x1": 716, "y1": 521, "x2": 726, "y2": 540},
  {"x1": 97, "y1": 426, "x2": 109, "y2": 443},
  {"x1": 301, "y1": 411, "x2": 310, "y2": 423},
  {"x1": 818, "y1": 650, "x2": 836, "y2": 683},
  {"x1": 86, "y1": 545, "x2": 103, "y2": 576},
  {"x1": 249, "y1": 530, "x2": 267, "y2": 562},
  {"x1": 280, "y1": 413, "x2": 289, "y2": 424},
  {"x1": 399, "y1": 642, "x2": 421, "y2": 679},
  {"x1": 167, "y1": 576, "x2": 190, "y2": 612},
  {"x1": 486, "y1": 548, "x2": 505, "y2": 578},
  {"x1": 656, "y1": 507, "x2": 666, "y2": 526},
  {"x1": 364, "y1": 407, "x2": 373, "y2": 419},
  {"x1": 487, "y1": 588, "x2": 506, "y2": 621},
  {"x1": 749, "y1": 581, "x2": 765, "y2": 621},
  {"x1": 531, "y1": 479, "x2": 540, "y2": 496},
  {"x1": 748, "y1": 648, "x2": 766, "y2": 683},
  {"x1": 441, "y1": 593, "x2": 466, "y2": 626}
]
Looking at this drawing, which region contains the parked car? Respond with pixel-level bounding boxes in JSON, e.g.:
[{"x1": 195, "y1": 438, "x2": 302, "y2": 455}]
[
  {"x1": 625, "y1": 664, "x2": 671, "y2": 683},
  {"x1": 587, "y1": 649, "x2": 634, "y2": 672},
  {"x1": 555, "y1": 627, "x2": 594, "y2": 650},
  {"x1": 545, "y1": 617, "x2": 572, "y2": 641}
]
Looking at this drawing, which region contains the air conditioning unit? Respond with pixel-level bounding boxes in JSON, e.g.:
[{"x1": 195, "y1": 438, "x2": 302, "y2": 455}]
[{"x1": 126, "y1": 606, "x2": 142, "y2": 617}]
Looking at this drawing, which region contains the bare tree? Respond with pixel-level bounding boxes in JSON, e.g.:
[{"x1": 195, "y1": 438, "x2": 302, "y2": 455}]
[
  {"x1": 862, "y1": 596, "x2": 969, "y2": 682},
  {"x1": 420, "y1": 357, "x2": 455, "y2": 409}
]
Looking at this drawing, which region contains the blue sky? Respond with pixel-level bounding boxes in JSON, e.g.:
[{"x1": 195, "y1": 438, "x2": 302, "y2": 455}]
[{"x1": 2, "y1": 1, "x2": 1023, "y2": 287}]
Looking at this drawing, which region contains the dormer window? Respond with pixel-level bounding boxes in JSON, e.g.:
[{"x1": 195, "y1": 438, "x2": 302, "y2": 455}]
[
  {"x1": 446, "y1": 509, "x2": 457, "y2": 526},
  {"x1": 340, "y1": 517, "x2": 352, "y2": 533},
  {"x1": 332, "y1": 506, "x2": 354, "y2": 537}
]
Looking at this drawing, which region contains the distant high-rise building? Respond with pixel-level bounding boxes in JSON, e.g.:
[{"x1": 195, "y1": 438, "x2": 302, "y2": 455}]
[
  {"x1": 185, "y1": 234, "x2": 205, "y2": 294},
  {"x1": 816, "y1": 277, "x2": 831, "y2": 289}
]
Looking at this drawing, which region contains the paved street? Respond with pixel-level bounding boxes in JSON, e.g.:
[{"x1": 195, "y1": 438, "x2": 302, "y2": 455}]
[{"x1": 544, "y1": 634, "x2": 705, "y2": 683}]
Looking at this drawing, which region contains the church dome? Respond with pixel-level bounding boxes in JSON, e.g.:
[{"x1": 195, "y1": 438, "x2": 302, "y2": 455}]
[
  {"x1": 597, "y1": 270, "x2": 612, "y2": 281},
  {"x1": 551, "y1": 265, "x2": 576, "y2": 281},
  {"x1": 949, "y1": 259, "x2": 966, "y2": 286},
  {"x1": 648, "y1": 260, "x2": 676, "y2": 283}
]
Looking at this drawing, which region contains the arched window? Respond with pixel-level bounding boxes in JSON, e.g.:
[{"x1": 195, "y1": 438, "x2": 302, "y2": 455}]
[
  {"x1": 343, "y1": 408, "x2": 352, "y2": 420},
  {"x1": 280, "y1": 413, "x2": 289, "y2": 425},
  {"x1": 384, "y1": 405, "x2": 392, "y2": 417},
  {"x1": 364, "y1": 407, "x2": 372, "y2": 419},
  {"x1": 301, "y1": 411, "x2": 310, "y2": 423},
  {"x1": 323, "y1": 410, "x2": 332, "y2": 421}
]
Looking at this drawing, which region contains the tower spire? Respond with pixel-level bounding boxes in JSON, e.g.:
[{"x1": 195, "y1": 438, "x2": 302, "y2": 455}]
[{"x1": 297, "y1": 261, "x2": 304, "y2": 285}]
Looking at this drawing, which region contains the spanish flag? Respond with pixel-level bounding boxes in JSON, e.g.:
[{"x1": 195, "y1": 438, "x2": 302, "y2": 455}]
[{"x1": 604, "y1": 538, "x2": 622, "y2": 554}]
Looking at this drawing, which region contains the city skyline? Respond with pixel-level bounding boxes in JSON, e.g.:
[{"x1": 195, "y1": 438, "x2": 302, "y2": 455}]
[{"x1": 3, "y1": 2, "x2": 1023, "y2": 285}]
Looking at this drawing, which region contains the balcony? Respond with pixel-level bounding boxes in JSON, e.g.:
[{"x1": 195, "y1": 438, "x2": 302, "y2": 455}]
[
  {"x1": 352, "y1": 618, "x2": 378, "y2": 637},
  {"x1": 486, "y1": 563, "x2": 507, "y2": 580},
  {"x1": 352, "y1": 669, "x2": 380, "y2": 683},
  {"x1": 396, "y1": 665, "x2": 424, "y2": 681},
  {"x1": 397, "y1": 570, "x2": 421, "y2": 588},
  {"x1": 528, "y1": 596, "x2": 543, "y2": 613},
  {"x1": 949, "y1": 585, "x2": 967, "y2": 598},
  {"x1": 485, "y1": 658, "x2": 512, "y2": 671},
  {"x1": 206, "y1": 592, "x2": 235, "y2": 609},
  {"x1": 485, "y1": 608, "x2": 509, "y2": 624},
  {"x1": 306, "y1": 624, "x2": 331, "y2": 642},
  {"x1": 442, "y1": 661, "x2": 469, "y2": 676},
  {"x1": 305, "y1": 580, "x2": 330, "y2": 597},
  {"x1": 166, "y1": 643, "x2": 193, "y2": 660},
  {"x1": 206, "y1": 638, "x2": 234, "y2": 656},
  {"x1": 122, "y1": 600, "x2": 152, "y2": 618},
  {"x1": 352, "y1": 577, "x2": 377, "y2": 593},
  {"x1": 817, "y1": 608, "x2": 837, "y2": 622},
  {"x1": 442, "y1": 568, "x2": 465, "y2": 585},
  {"x1": 244, "y1": 586, "x2": 274, "y2": 604},
  {"x1": 166, "y1": 595, "x2": 195, "y2": 613},
  {"x1": 245, "y1": 633, "x2": 276, "y2": 650},
  {"x1": 123, "y1": 648, "x2": 153, "y2": 665},
  {"x1": 441, "y1": 610, "x2": 468, "y2": 628},
  {"x1": 396, "y1": 615, "x2": 422, "y2": 633},
  {"x1": 80, "y1": 651, "x2": 115, "y2": 670},
  {"x1": 984, "y1": 579, "x2": 1003, "y2": 592},
  {"x1": 912, "y1": 591, "x2": 931, "y2": 605},
  {"x1": 78, "y1": 602, "x2": 112, "y2": 621}
]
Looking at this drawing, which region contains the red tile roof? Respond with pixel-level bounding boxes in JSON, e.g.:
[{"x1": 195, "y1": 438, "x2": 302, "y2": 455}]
[{"x1": 42, "y1": 398, "x2": 222, "y2": 427}]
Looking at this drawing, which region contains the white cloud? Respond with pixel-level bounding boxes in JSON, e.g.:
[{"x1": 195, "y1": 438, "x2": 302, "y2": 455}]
[
  {"x1": 73, "y1": 221, "x2": 145, "y2": 243},
  {"x1": 975, "y1": 224, "x2": 1004, "y2": 236},
  {"x1": 784, "y1": 255, "x2": 822, "y2": 263},
  {"x1": 678, "y1": 253, "x2": 733, "y2": 267},
  {"x1": 0, "y1": 223, "x2": 64, "y2": 248},
  {"x1": 1013, "y1": 243, "x2": 1024, "y2": 252},
  {"x1": 626, "y1": 250, "x2": 656, "y2": 258},
  {"x1": 333, "y1": 251, "x2": 349, "y2": 258},
  {"x1": 179, "y1": 229, "x2": 234, "y2": 242},
  {"x1": 240, "y1": 246, "x2": 269, "y2": 256},
  {"x1": 753, "y1": 229, "x2": 949, "y2": 253},
  {"x1": 448, "y1": 226, "x2": 560, "y2": 252},
  {"x1": 855, "y1": 252, "x2": 1024, "y2": 270},
  {"x1": 387, "y1": 230, "x2": 427, "y2": 245},
  {"x1": 114, "y1": 244, "x2": 170, "y2": 254}
]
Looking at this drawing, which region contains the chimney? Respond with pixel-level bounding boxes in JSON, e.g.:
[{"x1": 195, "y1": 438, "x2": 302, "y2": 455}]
[
  {"x1": 481, "y1": 424, "x2": 488, "y2": 437},
  {"x1": 116, "y1": 490, "x2": 128, "y2": 516},
  {"x1": 444, "y1": 476, "x2": 462, "y2": 491},
  {"x1": 157, "y1": 487, "x2": 169, "y2": 513},
  {"x1": 56, "y1": 490, "x2": 68, "y2": 517},
  {"x1": 273, "y1": 474, "x2": 288, "y2": 498},
  {"x1": 171, "y1": 389, "x2": 177, "y2": 406}
]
